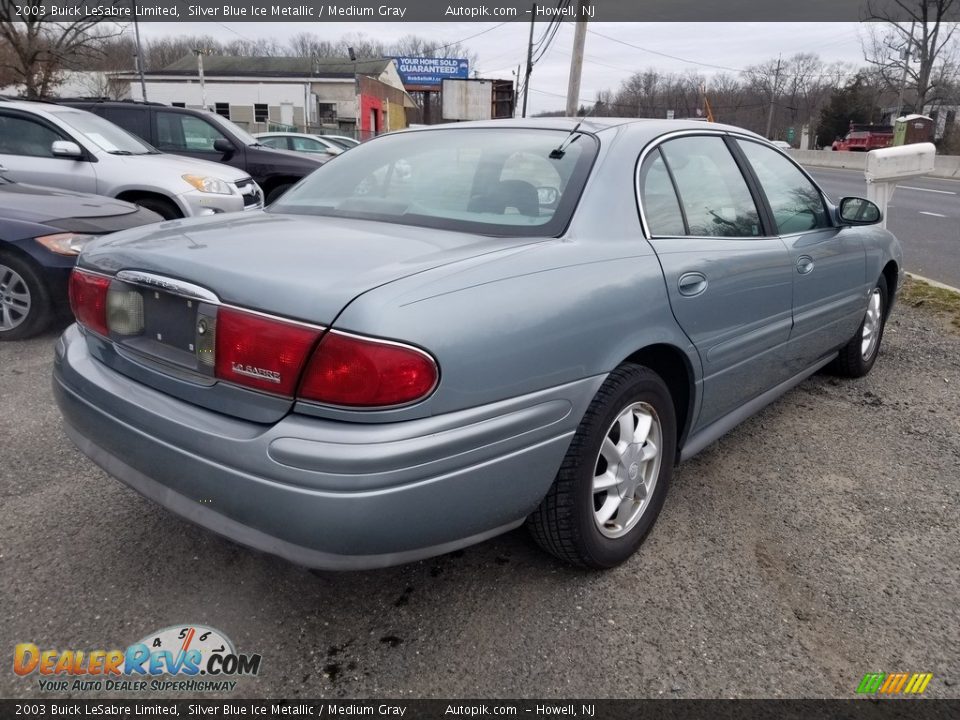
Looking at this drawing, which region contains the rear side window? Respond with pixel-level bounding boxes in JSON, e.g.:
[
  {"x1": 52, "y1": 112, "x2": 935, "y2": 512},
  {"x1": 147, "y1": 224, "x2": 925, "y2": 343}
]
[
  {"x1": 100, "y1": 107, "x2": 150, "y2": 143},
  {"x1": 659, "y1": 136, "x2": 761, "y2": 238},
  {"x1": 291, "y1": 137, "x2": 329, "y2": 153},
  {"x1": 638, "y1": 148, "x2": 686, "y2": 236},
  {"x1": 0, "y1": 114, "x2": 63, "y2": 157},
  {"x1": 737, "y1": 140, "x2": 830, "y2": 234}
]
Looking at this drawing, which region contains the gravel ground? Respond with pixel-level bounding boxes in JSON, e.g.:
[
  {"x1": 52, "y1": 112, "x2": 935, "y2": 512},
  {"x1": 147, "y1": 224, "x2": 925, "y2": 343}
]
[{"x1": 1, "y1": 301, "x2": 958, "y2": 700}]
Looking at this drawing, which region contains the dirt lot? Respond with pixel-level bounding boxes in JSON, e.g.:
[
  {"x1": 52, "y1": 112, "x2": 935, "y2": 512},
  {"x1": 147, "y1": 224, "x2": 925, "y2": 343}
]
[{"x1": 1, "y1": 289, "x2": 958, "y2": 699}]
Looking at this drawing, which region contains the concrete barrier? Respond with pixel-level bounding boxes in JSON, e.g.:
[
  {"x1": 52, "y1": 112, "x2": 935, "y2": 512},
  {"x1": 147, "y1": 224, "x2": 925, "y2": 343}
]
[{"x1": 789, "y1": 149, "x2": 960, "y2": 179}]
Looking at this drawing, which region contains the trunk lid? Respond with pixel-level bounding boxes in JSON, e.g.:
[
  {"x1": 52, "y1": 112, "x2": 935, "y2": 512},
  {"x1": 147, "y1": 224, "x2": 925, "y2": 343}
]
[{"x1": 81, "y1": 212, "x2": 538, "y2": 323}]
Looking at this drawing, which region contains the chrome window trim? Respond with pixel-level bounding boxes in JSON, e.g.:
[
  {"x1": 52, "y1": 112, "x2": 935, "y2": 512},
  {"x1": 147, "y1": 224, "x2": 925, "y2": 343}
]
[{"x1": 634, "y1": 128, "x2": 833, "y2": 241}]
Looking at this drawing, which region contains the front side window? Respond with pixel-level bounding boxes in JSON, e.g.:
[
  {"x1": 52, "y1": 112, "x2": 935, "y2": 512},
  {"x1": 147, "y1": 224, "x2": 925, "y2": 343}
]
[
  {"x1": 156, "y1": 112, "x2": 227, "y2": 152},
  {"x1": 0, "y1": 114, "x2": 64, "y2": 157},
  {"x1": 638, "y1": 148, "x2": 686, "y2": 236},
  {"x1": 659, "y1": 136, "x2": 761, "y2": 238},
  {"x1": 737, "y1": 140, "x2": 830, "y2": 234},
  {"x1": 270, "y1": 128, "x2": 597, "y2": 237},
  {"x1": 258, "y1": 136, "x2": 288, "y2": 150}
]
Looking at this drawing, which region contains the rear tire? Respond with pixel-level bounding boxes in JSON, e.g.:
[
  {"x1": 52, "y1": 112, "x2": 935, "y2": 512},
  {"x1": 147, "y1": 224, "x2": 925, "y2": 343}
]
[
  {"x1": 829, "y1": 275, "x2": 888, "y2": 378},
  {"x1": 131, "y1": 196, "x2": 181, "y2": 220},
  {"x1": 0, "y1": 251, "x2": 51, "y2": 341},
  {"x1": 528, "y1": 364, "x2": 676, "y2": 569}
]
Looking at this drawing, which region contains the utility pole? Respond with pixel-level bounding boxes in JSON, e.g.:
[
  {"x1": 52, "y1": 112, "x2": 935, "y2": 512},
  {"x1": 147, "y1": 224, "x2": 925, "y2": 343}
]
[
  {"x1": 132, "y1": 3, "x2": 147, "y2": 101},
  {"x1": 565, "y1": 17, "x2": 588, "y2": 117},
  {"x1": 521, "y1": 2, "x2": 536, "y2": 118},
  {"x1": 193, "y1": 49, "x2": 207, "y2": 110},
  {"x1": 765, "y1": 54, "x2": 782, "y2": 140},
  {"x1": 894, "y1": 20, "x2": 916, "y2": 123}
]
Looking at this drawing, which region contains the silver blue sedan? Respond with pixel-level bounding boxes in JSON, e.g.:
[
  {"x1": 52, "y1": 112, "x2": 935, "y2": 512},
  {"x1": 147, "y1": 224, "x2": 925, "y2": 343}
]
[{"x1": 53, "y1": 119, "x2": 902, "y2": 570}]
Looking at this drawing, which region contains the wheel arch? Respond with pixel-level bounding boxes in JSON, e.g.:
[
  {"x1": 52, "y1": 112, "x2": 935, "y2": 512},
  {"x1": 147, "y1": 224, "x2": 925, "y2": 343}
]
[
  {"x1": 620, "y1": 343, "x2": 696, "y2": 460},
  {"x1": 114, "y1": 189, "x2": 184, "y2": 217},
  {"x1": 881, "y1": 259, "x2": 899, "y2": 313},
  {"x1": 259, "y1": 175, "x2": 301, "y2": 198}
]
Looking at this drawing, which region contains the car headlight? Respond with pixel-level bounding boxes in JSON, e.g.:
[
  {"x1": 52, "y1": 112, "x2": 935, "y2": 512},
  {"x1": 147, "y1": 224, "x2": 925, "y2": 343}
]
[
  {"x1": 34, "y1": 233, "x2": 97, "y2": 256},
  {"x1": 182, "y1": 175, "x2": 232, "y2": 195}
]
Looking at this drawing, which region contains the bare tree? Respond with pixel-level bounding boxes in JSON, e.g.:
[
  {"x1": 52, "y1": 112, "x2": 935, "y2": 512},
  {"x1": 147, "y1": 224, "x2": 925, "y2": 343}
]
[
  {"x1": 287, "y1": 33, "x2": 339, "y2": 59},
  {"x1": 0, "y1": 2, "x2": 125, "y2": 98},
  {"x1": 863, "y1": 0, "x2": 959, "y2": 110}
]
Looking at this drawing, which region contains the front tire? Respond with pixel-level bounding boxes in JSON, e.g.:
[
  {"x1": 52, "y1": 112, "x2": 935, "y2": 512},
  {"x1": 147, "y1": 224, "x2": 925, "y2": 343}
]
[
  {"x1": 132, "y1": 196, "x2": 182, "y2": 220},
  {"x1": 0, "y1": 251, "x2": 52, "y2": 341},
  {"x1": 830, "y1": 275, "x2": 888, "y2": 378},
  {"x1": 528, "y1": 364, "x2": 677, "y2": 569}
]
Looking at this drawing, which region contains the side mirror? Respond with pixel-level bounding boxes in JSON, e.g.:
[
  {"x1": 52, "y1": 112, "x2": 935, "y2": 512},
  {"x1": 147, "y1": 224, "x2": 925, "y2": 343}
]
[
  {"x1": 838, "y1": 197, "x2": 881, "y2": 225},
  {"x1": 213, "y1": 138, "x2": 235, "y2": 156},
  {"x1": 51, "y1": 140, "x2": 83, "y2": 159}
]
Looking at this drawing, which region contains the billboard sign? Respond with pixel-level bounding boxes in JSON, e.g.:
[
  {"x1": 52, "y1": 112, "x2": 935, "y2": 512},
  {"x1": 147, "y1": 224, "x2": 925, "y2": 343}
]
[{"x1": 396, "y1": 57, "x2": 469, "y2": 87}]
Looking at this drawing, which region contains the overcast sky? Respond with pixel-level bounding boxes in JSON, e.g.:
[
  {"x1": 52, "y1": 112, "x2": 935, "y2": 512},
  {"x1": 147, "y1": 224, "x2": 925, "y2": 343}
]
[{"x1": 134, "y1": 22, "x2": 870, "y2": 114}]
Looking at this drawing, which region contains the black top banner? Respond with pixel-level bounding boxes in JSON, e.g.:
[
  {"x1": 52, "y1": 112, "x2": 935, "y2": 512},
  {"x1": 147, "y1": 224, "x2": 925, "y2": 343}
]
[{"x1": 2, "y1": 0, "x2": 959, "y2": 22}]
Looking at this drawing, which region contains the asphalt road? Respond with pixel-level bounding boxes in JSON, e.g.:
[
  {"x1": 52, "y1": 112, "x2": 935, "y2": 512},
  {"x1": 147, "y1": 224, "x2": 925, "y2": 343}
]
[
  {"x1": 2, "y1": 301, "x2": 959, "y2": 700},
  {"x1": 806, "y1": 167, "x2": 960, "y2": 289}
]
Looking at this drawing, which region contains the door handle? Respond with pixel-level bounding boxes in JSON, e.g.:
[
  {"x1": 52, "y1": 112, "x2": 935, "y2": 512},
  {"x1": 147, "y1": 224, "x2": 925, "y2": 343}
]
[
  {"x1": 796, "y1": 255, "x2": 815, "y2": 275},
  {"x1": 678, "y1": 272, "x2": 708, "y2": 297}
]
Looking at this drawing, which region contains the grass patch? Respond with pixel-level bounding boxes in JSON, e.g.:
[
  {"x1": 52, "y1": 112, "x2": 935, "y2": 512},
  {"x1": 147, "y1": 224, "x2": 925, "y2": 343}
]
[{"x1": 899, "y1": 276, "x2": 960, "y2": 332}]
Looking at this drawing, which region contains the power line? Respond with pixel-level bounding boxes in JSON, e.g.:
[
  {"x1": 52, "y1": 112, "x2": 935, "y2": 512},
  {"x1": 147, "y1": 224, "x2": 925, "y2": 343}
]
[
  {"x1": 585, "y1": 28, "x2": 744, "y2": 73},
  {"x1": 431, "y1": 21, "x2": 512, "y2": 53}
]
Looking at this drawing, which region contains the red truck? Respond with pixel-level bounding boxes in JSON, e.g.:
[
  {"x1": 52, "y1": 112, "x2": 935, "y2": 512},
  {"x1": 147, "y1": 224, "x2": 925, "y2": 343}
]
[{"x1": 831, "y1": 124, "x2": 894, "y2": 151}]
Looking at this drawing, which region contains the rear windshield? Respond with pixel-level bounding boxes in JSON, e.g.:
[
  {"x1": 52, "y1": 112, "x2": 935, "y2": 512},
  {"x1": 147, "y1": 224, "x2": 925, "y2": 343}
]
[{"x1": 269, "y1": 128, "x2": 597, "y2": 237}]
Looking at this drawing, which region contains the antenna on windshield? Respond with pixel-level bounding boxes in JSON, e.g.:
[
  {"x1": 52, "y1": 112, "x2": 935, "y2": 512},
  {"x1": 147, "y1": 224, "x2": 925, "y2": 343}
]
[{"x1": 549, "y1": 98, "x2": 601, "y2": 159}]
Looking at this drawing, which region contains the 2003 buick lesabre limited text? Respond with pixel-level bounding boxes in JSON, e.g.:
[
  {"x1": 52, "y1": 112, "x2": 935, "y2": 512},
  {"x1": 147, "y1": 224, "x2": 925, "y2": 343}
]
[{"x1": 54, "y1": 119, "x2": 902, "y2": 570}]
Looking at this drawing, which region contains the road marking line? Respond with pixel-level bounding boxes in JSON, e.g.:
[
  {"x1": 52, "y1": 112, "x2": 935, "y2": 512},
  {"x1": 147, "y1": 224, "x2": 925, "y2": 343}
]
[
  {"x1": 919, "y1": 211, "x2": 947, "y2": 217},
  {"x1": 900, "y1": 185, "x2": 956, "y2": 195}
]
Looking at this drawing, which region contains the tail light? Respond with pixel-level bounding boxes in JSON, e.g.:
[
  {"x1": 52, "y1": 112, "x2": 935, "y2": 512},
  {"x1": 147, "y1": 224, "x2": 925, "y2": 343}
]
[
  {"x1": 214, "y1": 307, "x2": 321, "y2": 397},
  {"x1": 68, "y1": 269, "x2": 111, "y2": 336},
  {"x1": 298, "y1": 331, "x2": 438, "y2": 407}
]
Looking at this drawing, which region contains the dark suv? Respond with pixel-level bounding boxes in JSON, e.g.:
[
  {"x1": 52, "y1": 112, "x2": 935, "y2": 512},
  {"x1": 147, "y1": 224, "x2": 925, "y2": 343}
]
[{"x1": 60, "y1": 101, "x2": 329, "y2": 203}]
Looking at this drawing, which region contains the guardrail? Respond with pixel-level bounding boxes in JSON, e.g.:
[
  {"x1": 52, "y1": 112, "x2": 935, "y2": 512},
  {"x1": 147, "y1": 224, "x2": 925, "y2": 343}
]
[{"x1": 788, "y1": 149, "x2": 960, "y2": 179}]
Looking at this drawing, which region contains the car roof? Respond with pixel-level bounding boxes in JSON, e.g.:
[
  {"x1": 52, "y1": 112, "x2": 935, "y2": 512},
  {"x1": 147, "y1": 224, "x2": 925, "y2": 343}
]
[
  {"x1": 396, "y1": 117, "x2": 766, "y2": 142},
  {"x1": 0, "y1": 99, "x2": 85, "y2": 118}
]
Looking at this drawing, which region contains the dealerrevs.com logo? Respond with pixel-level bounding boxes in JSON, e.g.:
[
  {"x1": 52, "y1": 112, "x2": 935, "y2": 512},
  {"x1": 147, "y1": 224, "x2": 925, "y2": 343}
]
[{"x1": 14, "y1": 624, "x2": 262, "y2": 693}]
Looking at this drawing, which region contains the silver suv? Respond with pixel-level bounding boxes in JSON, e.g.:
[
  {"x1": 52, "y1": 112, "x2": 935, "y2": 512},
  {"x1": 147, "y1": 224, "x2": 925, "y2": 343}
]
[{"x1": 0, "y1": 100, "x2": 262, "y2": 219}]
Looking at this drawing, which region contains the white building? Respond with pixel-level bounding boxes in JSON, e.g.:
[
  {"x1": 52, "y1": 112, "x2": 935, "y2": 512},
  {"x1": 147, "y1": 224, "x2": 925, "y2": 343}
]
[{"x1": 112, "y1": 55, "x2": 413, "y2": 136}]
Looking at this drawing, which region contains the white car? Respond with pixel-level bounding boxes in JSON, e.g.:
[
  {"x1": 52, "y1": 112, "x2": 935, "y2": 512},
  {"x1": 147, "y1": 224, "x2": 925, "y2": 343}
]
[
  {"x1": 0, "y1": 100, "x2": 262, "y2": 219},
  {"x1": 771, "y1": 140, "x2": 792, "y2": 150},
  {"x1": 255, "y1": 132, "x2": 356, "y2": 157}
]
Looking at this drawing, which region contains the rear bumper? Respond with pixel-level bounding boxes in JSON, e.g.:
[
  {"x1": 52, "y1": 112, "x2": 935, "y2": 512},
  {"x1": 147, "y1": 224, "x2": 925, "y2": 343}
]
[{"x1": 53, "y1": 324, "x2": 602, "y2": 569}]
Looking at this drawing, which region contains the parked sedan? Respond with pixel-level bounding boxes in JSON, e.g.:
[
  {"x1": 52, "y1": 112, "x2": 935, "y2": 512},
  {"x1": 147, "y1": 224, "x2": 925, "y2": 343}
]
[
  {"x1": 0, "y1": 176, "x2": 161, "y2": 339},
  {"x1": 254, "y1": 132, "x2": 347, "y2": 156},
  {"x1": 53, "y1": 119, "x2": 902, "y2": 570}
]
